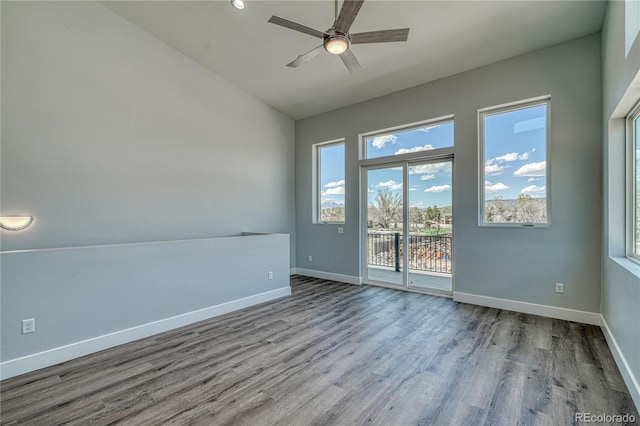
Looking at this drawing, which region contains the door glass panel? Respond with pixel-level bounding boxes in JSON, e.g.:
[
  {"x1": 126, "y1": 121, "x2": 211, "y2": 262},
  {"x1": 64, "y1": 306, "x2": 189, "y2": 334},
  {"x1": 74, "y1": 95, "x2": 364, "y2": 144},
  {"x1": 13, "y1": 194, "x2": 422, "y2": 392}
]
[
  {"x1": 407, "y1": 161, "x2": 453, "y2": 293},
  {"x1": 366, "y1": 167, "x2": 404, "y2": 286}
]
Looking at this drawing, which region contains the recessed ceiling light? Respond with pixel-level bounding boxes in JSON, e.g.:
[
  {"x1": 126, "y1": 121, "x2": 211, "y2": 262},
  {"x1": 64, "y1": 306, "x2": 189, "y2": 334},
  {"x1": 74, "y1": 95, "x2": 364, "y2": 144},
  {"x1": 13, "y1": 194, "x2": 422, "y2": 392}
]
[{"x1": 231, "y1": 0, "x2": 246, "y2": 10}]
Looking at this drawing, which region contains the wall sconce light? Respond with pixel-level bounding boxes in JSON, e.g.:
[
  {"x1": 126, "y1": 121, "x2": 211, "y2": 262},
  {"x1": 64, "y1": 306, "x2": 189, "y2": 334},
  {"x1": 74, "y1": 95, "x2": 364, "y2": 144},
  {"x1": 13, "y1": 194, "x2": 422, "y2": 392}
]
[{"x1": 0, "y1": 216, "x2": 34, "y2": 231}]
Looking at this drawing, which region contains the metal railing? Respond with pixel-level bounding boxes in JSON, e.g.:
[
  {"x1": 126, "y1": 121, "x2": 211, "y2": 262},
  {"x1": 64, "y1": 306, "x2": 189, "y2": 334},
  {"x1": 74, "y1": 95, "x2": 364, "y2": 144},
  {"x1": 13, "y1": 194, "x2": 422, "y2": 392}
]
[{"x1": 367, "y1": 232, "x2": 452, "y2": 274}]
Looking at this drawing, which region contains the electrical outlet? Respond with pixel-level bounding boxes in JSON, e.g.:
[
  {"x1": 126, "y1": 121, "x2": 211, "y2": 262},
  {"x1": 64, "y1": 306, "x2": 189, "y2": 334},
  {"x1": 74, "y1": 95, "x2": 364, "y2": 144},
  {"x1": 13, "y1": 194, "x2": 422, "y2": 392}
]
[
  {"x1": 268, "y1": 271, "x2": 273, "y2": 280},
  {"x1": 338, "y1": 227, "x2": 344, "y2": 234},
  {"x1": 308, "y1": 255, "x2": 313, "y2": 262},
  {"x1": 22, "y1": 318, "x2": 35, "y2": 334},
  {"x1": 555, "y1": 283, "x2": 564, "y2": 294}
]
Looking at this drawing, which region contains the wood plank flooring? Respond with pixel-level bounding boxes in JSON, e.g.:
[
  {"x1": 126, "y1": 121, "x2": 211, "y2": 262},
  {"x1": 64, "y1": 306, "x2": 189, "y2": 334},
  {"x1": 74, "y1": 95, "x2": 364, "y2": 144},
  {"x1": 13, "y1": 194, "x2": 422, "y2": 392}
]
[{"x1": 1, "y1": 276, "x2": 638, "y2": 425}]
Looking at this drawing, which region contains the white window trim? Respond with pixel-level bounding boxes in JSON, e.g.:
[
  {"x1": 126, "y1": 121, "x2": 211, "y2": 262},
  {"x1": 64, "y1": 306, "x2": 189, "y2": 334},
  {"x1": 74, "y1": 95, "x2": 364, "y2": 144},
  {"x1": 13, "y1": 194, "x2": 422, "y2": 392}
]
[
  {"x1": 627, "y1": 101, "x2": 640, "y2": 263},
  {"x1": 360, "y1": 115, "x2": 454, "y2": 162},
  {"x1": 313, "y1": 139, "x2": 345, "y2": 225},
  {"x1": 478, "y1": 96, "x2": 551, "y2": 227}
]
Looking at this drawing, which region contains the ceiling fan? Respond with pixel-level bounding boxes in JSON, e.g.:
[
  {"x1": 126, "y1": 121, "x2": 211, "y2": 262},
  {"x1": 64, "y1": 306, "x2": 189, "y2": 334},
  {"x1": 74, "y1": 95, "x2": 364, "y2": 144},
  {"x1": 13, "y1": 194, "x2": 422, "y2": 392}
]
[{"x1": 267, "y1": 0, "x2": 409, "y2": 73}]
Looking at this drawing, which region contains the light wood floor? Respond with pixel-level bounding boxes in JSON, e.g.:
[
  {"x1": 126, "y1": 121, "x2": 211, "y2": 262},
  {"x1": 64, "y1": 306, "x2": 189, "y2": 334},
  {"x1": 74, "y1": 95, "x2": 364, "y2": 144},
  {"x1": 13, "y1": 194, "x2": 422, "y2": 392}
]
[{"x1": 1, "y1": 276, "x2": 638, "y2": 425}]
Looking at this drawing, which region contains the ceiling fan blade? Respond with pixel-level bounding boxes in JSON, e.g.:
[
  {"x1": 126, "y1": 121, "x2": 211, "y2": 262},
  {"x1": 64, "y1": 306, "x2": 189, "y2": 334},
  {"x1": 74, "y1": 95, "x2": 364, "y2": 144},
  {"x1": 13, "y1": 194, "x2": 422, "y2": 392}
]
[
  {"x1": 339, "y1": 49, "x2": 361, "y2": 73},
  {"x1": 268, "y1": 15, "x2": 327, "y2": 39},
  {"x1": 351, "y1": 28, "x2": 410, "y2": 44},
  {"x1": 286, "y1": 45, "x2": 325, "y2": 68},
  {"x1": 335, "y1": 0, "x2": 365, "y2": 34}
]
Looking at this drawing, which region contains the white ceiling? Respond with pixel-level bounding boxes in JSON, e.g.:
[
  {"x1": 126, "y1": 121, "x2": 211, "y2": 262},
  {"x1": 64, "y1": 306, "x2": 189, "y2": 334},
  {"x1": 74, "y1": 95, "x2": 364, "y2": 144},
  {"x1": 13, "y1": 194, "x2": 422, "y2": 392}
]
[{"x1": 101, "y1": 0, "x2": 606, "y2": 120}]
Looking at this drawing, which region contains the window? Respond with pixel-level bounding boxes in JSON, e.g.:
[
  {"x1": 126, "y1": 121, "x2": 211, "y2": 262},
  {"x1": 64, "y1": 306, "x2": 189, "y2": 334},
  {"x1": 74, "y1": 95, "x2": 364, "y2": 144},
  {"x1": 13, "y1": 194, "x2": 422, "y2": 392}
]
[
  {"x1": 314, "y1": 140, "x2": 345, "y2": 223},
  {"x1": 628, "y1": 102, "x2": 640, "y2": 260},
  {"x1": 479, "y1": 97, "x2": 550, "y2": 226},
  {"x1": 363, "y1": 118, "x2": 453, "y2": 160}
]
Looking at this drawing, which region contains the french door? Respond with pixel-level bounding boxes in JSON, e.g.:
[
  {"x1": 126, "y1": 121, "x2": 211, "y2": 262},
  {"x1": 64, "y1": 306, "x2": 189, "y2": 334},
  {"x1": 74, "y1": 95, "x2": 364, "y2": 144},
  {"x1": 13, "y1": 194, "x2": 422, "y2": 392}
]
[{"x1": 362, "y1": 159, "x2": 453, "y2": 295}]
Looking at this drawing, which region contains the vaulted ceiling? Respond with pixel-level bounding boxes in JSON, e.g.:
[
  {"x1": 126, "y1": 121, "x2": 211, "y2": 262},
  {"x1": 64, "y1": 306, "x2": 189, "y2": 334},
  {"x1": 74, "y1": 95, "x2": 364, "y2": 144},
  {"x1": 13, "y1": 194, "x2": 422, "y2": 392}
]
[{"x1": 101, "y1": 1, "x2": 606, "y2": 120}]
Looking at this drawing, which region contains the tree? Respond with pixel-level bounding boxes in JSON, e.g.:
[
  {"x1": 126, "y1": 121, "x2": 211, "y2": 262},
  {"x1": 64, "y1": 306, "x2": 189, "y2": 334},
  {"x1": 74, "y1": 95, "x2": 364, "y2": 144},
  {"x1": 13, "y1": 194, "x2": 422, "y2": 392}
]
[
  {"x1": 424, "y1": 205, "x2": 442, "y2": 232},
  {"x1": 486, "y1": 196, "x2": 506, "y2": 222},
  {"x1": 433, "y1": 205, "x2": 442, "y2": 225},
  {"x1": 409, "y1": 207, "x2": 423, "y2": 231},
  {"x1": 516, "y1": 193, "x2": 540, "y2": 223},
  {"x1": 370, "y1": 189, "x2": 402, "y2": 229},
  {"x1": 426, "y1": 206, "x2": 433, "y2": 223}
]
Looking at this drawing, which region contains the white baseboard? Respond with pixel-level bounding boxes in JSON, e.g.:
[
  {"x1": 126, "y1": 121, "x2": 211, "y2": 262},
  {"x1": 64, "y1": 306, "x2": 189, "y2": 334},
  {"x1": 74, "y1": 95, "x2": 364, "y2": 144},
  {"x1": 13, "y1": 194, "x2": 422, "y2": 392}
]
[
  {"x1": 453, "y1": 291, "x2": 602, "y2": 325},
  {"x1": 294, "y1": 268, "x2": 362, "y2": 285},
  {"x1": 290, "y1": 267, "x2": 297, "y2": 275},
  {"x1": 600, "y1": 315, "x2": 640, "y2": 410},
  {"x1": 0, "y1": 286, "x2": 291, "y2": 381}
]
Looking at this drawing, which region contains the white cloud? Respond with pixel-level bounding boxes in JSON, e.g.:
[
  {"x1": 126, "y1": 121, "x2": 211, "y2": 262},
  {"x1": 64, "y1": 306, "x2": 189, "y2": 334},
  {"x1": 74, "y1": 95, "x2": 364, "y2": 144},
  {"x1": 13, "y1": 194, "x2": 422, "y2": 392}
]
[
  {"x1": 513, "y1": 161, "x2": 546, "y2": 177},
  {"x1": 371, "y1": 135, "x2": 397, "y2": 149},
  {"x1": 322, "y1": 186, "x2": 345, "y2": 195},
  {"x1": 409, "y1": 163, "x2": 451, "y2": 175},
  {"x1": 377, "y1": 180, "x2": 403, "y2": 190},
  {"x1": 485, "y1": 181, "x2": 509, "y2": 193},
  {"x1": 394, "y1": 144, "x2": 434, "y2": 155},
  {"x1": 417, "y1": 125, "x2": 437, "y2": 133},
  {"x1": 521, "y1": 185, "x2": 546, "y2": 194},
  {"x1": 498, "y1": 152, "x2": 530, "y2": 162},
  {"x1": 487, "y1": 151, "x2": 531, "y2": 165},
  {"x1": 409, "y1": 187, "x2": 418, "y2": 191},
  {"x1": 485, "y1": 163, "x2": 506, "y2": 176},
  {"x1": 325, "y1": 179, "x2": 345, "y2": 188},
  {"x1": 527, "y1": 177, "x2": 543, "y2": 182},
  {"x1": 322, "y1": 178, "x2": 345, "y2": 195},
  {"x1": 424, "y1": 184, "x2": 451, "y2": 193},
  {"x1": 494, "y1": 152, "x2": 519, "y2": 162},
  {"x1": 419, "y1": 174, "x2": 437, "y2": 181}
]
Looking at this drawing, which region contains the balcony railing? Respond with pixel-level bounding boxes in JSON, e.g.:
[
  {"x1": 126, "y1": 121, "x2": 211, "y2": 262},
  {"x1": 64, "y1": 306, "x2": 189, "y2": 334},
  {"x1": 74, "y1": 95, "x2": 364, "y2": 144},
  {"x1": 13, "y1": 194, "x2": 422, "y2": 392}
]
[{"x1": 367, "y1": 231, "x2": 452, "y2": 274}]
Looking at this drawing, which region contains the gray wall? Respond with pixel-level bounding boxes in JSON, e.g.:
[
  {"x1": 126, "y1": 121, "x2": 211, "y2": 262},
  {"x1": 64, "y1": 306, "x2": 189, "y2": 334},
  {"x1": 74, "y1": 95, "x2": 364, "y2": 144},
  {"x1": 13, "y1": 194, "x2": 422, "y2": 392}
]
[
  {"x1": 1, "y1": 1, "x2": 295, "y2": 253},
  {"x1": 1, "y1": 2, "x2": 294, "y2": 369},
  {"x1": 601, "y1": 0, "x2": 640, "y2": 400},
  {"x1": 296, "y1": 34, "x2": 602, "y2": 313},
  {"x1": 1, "y1": 233, "x2": 290, "y2": 364}
]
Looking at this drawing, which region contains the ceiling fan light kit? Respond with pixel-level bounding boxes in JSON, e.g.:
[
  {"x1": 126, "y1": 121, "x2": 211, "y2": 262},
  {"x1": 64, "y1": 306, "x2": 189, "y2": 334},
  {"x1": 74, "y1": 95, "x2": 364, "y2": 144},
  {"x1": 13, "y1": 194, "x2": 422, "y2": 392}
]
[
  {"x1": 268, "y1": 0, "x2": 409, "y2": 73},
  {"x1": 324, "y1": 32, "x2": 350, "y2": 55}
]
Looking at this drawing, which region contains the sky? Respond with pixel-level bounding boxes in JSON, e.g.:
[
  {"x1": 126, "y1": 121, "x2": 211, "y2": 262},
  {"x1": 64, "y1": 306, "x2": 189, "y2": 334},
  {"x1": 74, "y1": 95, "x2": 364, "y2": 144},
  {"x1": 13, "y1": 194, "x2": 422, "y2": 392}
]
[
  {"x1": 483, "y1": 104, "x2": 547, "y2": 201},
  {"x1": 320, "y1": 104, "x2": 547, "y2": 210},
  {"x1": 365, "y1": 121, "x2": 454, "y2": 159},
  {"x1": 319, "y1": 143, "x2": 346, "y2": 208}
]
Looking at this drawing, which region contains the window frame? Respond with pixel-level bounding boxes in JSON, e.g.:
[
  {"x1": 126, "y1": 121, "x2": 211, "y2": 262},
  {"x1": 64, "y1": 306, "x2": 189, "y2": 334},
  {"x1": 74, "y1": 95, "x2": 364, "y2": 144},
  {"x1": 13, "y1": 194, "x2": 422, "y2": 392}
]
[
  {"x1": 360, "y1": 115, "x2": 454, "y2": 162},
  {"x1": 478, "y1": 96, "x2": 551, "y2": 227},
  {"x1": 313, "y1": 139, "x2": 346, "y2": 224},
  {"x1": 627, "y1": 101, "x2": 640, "y2": 263}
]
